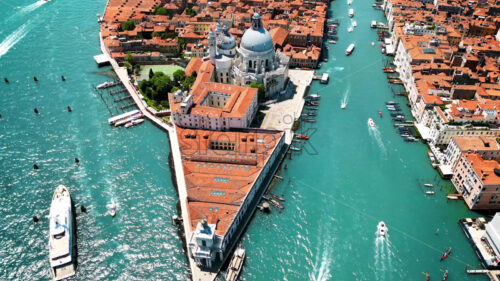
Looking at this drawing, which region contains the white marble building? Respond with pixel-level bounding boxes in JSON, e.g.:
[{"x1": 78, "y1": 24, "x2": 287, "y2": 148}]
[{"x1": 208, "y1": 13, "x2": 290, "y2": 99}]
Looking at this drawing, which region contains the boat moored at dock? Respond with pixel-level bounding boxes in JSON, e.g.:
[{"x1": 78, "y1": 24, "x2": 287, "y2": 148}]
[
  {"x1": 48, "y1": 185, "x2": 75, "y2": 281},
  {"x1": 371, "y1": 20, "x2": 377, "y2": 28},
  {"x1": 96, "y1": 81, "x2": 116, "y2": 89},
  {"x1": 225, "y1": 247, "x2": 246, "y2": 281}
]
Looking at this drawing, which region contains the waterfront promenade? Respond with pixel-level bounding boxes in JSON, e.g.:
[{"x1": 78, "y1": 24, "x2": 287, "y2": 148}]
[
  {"x1": 261, "y1": 70, "x2": 314, "y2": 144},
  {"x1": 97, "y1": 35, "x2": 214, "y2": 281}
]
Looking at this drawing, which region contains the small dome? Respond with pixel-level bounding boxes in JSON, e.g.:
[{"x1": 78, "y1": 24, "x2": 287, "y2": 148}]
[
  {"x1": 218, "y1": 34, "x2": 236, "y2": 50},
  {"x1": 240, "y1": 27, "x2": 273, "y2": 52}
]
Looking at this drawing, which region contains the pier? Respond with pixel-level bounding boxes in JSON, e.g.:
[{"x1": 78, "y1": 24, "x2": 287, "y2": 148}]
[{"x1": 467, "y1": 270, "x2": 500, "y2": 281}]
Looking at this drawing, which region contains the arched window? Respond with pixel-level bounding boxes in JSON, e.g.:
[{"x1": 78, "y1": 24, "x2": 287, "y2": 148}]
[{"x1": 248, "y1": 60, "x2": 252, "y2": 68}]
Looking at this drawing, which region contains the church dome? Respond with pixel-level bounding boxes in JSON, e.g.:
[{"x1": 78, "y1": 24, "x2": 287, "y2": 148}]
[{"x1": 240, "y1": 13, "x2": 274, "y2": 53}]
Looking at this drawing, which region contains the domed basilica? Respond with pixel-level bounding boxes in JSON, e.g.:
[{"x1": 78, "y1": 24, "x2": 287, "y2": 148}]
[{"x1": 208, "y1": 13, "x2": 290, "y2": 98}]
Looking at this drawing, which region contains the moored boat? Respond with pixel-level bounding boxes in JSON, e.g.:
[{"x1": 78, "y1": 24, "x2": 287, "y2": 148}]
[
  {"x1": 290, "y1": 146, "x2": 301, "y2": 151},
  {"x1": 96, "y1": 81, "x2": 115, "y2": 89},
  {"x1": 272, "y1": 194, "x2": 285, "y2": 201},
  {"x1": 346, "y1": 43, "x2": 355, "y2": 55},
  {"x1": 225, "y1": 247, "x2": 246, "y2": 281},
  {"x1": 426, "y1": 191, "x2": 435, "y2": 195},
  {"x1": 306, "y1": 94, "x2": 320, "y2": 101},
  {"x1": 424, "y1": 183, "x2": 433, "y2": 187},
  {"x1": 371, "y1": 20, "x2": 377, "y2": 28},
  {"x1": 295, "y1": 134, "x2": 309, "y2": 140},
  {"x1": 341, "y1": 103, "x2": 347, "y2": 109},
  {"x1": 328, "y1": 40, "x2": 336, "y2": 44},
  {"x1": 349, "y1": 8, "x2": 354, "y2": 17},
  {"x1": 442, "y1": 270, "x2": 448, "y2": 281},
  {"x1": 49, "y1": 185, "x2": 76, "y2": 281},
  {"x1": 304, "y1": 117, "x2": 316, "y2": 123}
]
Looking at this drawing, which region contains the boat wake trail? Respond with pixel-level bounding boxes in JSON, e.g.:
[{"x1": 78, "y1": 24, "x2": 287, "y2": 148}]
[
  {"x1": 340, "y1": 85, "x2": 350, "y2": 108},
  {"x1": 309, "y1": 229, "x2": 334, "y2": 281},
  {"x1": 374, "y1": 235, "x2": 393, "y2": 279},
  {"x1": 0, "y1": 22, "x2": 31, "y2": 58},
  {"x1": 368, "y1": 126, "x2": 387, "y2": 155},
  {"x1": 333, "y1": 66, "x2": 344, "y2": 71},
  {"x1": 20, "y1": 0, "x2": 47, "y2": 14}
]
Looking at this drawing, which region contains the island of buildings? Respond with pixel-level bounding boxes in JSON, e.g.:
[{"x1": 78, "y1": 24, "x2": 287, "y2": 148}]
[{"x1": 99, "y1": 0, "x2": 328, "y2": 279}]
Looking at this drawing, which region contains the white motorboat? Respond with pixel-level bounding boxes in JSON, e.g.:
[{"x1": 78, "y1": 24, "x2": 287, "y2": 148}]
[
  {"x1": 447, "y1": 195, "x2": 459, "y2": 200},
  {"x1": 347, "y1": 0, "x2": 352, "y2": 4},
  {"x1": 368, "y1": 118, "x2": 376, "y2": 127},
  {"x1": 352, "y1": 20, "x2": 357, "y2": 27},
  {"x1": 96, "y1": 81, "x2": 115, "y2": 89},
  {"x1": 341, "y1": 103, "x2": 347, "y2": 109},
  {"x1": 377, "y1": 221, "x2": 388, "y2": 237},
  {"x1": 424, "y1": 183, "x2": 433, "y2": 187},
  {"x1": 225, "y1": 247, "x2": 246, "y2": 281},
  {"x1": 348, "y1": 27, "x2": 354, "y2": 32},
  {"x1": 124, "y1": 122, "x2": 133, "y2": 128},
  {"x1": 426, "y1": 191, "x2": 435, "y2": 195},
  {"x1": 345, "y1": 43, "x2": 355, "y2": 55},
  {"x1": 108, "y1": 203, "x2": 117, "y2": 217},
  {"x1": 371, "y1": 42, "x2": 375, "y2": 46},
  {"x1": 349, "y1": 8, "x2": 354, "y2": 17},
  {"x1": 371, "y1": 20, "x2": 377, "y2": 28},
  {"x1": 48, "y1": 185, "x2": 75, "y2": 281}
]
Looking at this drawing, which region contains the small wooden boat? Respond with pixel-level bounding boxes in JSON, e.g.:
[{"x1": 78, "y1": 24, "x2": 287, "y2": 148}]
[
  {"x1": 442, "y1": 270, "x2": 448, "y2": 281},
  {"x1": 440, "y1": 248, "x2": 452, "y2": 261},
  {"x1": 304, "y1": 117, "x2": 316, "y2": 123},
  {"x1": 379, "y1": 110, "x2": 382, "y2": 117},
  {"x1": 295, "y1": 134, "x2": 309, "y2": 140},
  {"x1": 446, "y1": 195, "x2": 459, "y2": 200},
  {"x1": 272, "y1": 194, "x2": 285, "y2": 201}
]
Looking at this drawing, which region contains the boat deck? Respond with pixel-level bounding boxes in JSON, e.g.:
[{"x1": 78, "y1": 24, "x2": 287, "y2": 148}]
[
  {"x1": 50, "y1": 235, "x2": 70, "y2": 259},
  {"x1": 53, "y1": 263, "x2": 75, "y2": 281}
]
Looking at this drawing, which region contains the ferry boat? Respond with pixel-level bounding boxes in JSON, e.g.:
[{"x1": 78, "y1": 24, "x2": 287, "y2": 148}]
[
  {"x1": 345, "y1": 43, "x2": 355, "y2": 55},
  {"x1": 225, "y1": 247, "x2": 246, "y2": 281},
  {"x1": 48, "y1": 185, "x2": 75, "y2": 281},
  {"x1": 371, "y1": 20, "x2": 377, "y2": 28},
  {"x1": 440, "y1": 248, "x2": 452, "y2": 261},
  {"x1": 96, "y1": 81, "x2": 115, "y2": 89},
  {"x1": 349, "y1": 8, "x2": 354, "y2": 17},
  {"x1": 352, "y1": 20, "x2": 357, "y2": 27},
  {"x1": 377, "y1": 221, "x2": 388, "y2": 237},
  {"x1": 368, "y1": 118, "x2": 376, "y2": 127}
]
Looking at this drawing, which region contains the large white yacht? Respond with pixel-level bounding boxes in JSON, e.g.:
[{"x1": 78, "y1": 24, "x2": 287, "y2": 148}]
[{"x1": 48, "y1": 185, "x2": 75, "y2": 281}]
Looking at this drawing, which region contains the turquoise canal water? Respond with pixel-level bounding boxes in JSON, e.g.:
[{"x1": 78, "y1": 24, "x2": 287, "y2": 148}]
[{"x1": 0, "y1": 1, "x2": 489, "y2": 281}]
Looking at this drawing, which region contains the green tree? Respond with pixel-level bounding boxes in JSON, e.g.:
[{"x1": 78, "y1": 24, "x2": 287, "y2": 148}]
[
  {"x1": 149, "y1": 68, "x2": 154, "y2": 79},
  {"x1": 249, "y1": 82, "x2": 266, "y2": 102},
  {"x1": 155, "y1": 7, "x2": 168, "y2": 15},
  {"x1": 185, "y1": 7, "x2": 196, "y2": 16},
  {"x1": 181, "y1": 75, "x2": 196, "y2": 91},
  {"x1": 177, "y1": 38, "x2": 186, "y2": 51},
  {"x1": 173, "y1": 69, "x2": 185, "y2": 84},
  {"x1": 125, "y1": 53, "x2": 137, "y2": 67},
  {"x1": 121, "y1": 20, "x2": 135, "y2": 31}
]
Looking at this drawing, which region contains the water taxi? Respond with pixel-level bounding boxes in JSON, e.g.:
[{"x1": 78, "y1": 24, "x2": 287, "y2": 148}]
[
  {"x1": 272, "y1": 194, "x2": 285, "y2": 201},
  {"x1": 368, "y1": 118, "x2": 376, "y2": 127},
  {"x1": 306, "y1": 94, "x2": 321, "y2": 101},
  {"x1": 349, "y1": 8, "x2": 354, "y2": 17},
  {"x1": 225, "y1": 247, "x2": 246, "y2": 281},
  {"x1": 341, "y1": 103, "x2": 347, "y2": 109},
  {"x1": 352, "y1": 20, "x2": 357, "y2": 27},
  {"x1": 108, "y1": 203, "x2": 117, "y2": 217},
  {"x1": 424, "y1": 183, "x2": 433, "y2": 187},
  {"x1": 295, "y1": 134, "x2": 309, "y2": 140},
  {"x1": 48, "y1": 185, "x2": 75, "y2": 281},
  {"x1": 426, "y1": 191, "x2": 435, "y2": 195},
  {"x1": 377, "y1": 221, "x2": 388, "y2": 237},
  {"x1": 345, "y1": 43, "x2": 355, "y2": 55},
  {"x1": 348, "y1": 27, "x2": 353, "y2": 32},
  {"x1": 371, "y1": 20, "x2": 377, "y2": 28}
]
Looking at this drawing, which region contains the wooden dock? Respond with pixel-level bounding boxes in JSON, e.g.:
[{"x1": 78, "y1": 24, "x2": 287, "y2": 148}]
[{"x1": 467, "y1": 269, "x2": 500, "y2": 281}]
